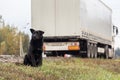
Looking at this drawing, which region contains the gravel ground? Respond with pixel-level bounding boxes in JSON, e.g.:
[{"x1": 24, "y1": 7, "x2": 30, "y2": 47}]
[{"x1": 0, "y1": 55, "x2": 23, "y2": 63}]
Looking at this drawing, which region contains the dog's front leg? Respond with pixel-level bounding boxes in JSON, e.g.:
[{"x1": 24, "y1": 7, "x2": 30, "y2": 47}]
[{"x1": 30, "y1": 54, "x2": 37, "y2": 67}]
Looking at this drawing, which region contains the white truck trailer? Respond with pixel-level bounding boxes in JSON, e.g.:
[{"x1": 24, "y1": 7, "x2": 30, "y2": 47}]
[{"x1": 31, "y1": 0, "x2": 116, "y2": 58}]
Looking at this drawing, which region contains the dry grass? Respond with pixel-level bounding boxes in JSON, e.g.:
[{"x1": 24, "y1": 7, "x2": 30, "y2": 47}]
[{"x1": 0, "y1": 57, "x2": 120, "y2": 80}]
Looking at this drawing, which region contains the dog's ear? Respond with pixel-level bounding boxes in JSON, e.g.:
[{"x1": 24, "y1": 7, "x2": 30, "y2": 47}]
[
  {"x1": 30, "y1": 29, "x2": 35, "y2": 33},
  {"x1": 41, "y1": 31, "x2": 44, "y2": 34},
  {"x1": 39, "y1": 30, "x2": 44, "y2": 34}
]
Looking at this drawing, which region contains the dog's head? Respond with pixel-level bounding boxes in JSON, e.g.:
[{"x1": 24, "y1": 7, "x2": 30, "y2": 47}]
[{"x1": 30, "y1": 29, "x2": 44, "y2": 40}]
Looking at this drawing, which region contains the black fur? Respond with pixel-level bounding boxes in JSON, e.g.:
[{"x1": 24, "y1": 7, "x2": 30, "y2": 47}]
[{"x1": 23, "y1": 29, "x2": 44, "y2": 67}]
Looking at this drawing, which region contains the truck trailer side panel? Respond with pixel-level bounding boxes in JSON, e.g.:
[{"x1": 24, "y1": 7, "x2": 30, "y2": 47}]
[
  {"x1": 80, "y1": 0, "x2": 112, "y2": 43},
  {"x1": 31, "y1": 0, "x2": 112, "y2": 44},
  {"x1": 31, "y1": 0, "x2": 56, "y2": 36},
  {"x1": 56, "y1": 0, "x2": 80, "y2": 36}
]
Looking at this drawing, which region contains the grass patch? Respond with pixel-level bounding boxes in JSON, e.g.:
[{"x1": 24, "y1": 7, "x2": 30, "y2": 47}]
[{"x1": 0, "y1": 58, "x2": 120, "y2": 80}]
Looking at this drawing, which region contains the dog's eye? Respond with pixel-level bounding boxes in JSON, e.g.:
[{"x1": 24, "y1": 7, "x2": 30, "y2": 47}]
[{"x1": 35, "y1": 32, "x2": 38, "y2": 34}]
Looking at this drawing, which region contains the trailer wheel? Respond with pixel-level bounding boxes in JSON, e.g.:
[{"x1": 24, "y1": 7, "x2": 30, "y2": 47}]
[
  {"x1": 105, "y1": 45, "x2": 109, "y2": 59},
  {"x1": 94, "y1": 44, "x2": 97, "y2": 58},
  {"x1": 106, "y1": 51, "x2": 109, "y2": 59},
  {"x1": 91, "y1": 44, "x2": 94, "y2": 58},
  {"x1": 87, "y1": 43, "x2": 91, "y2": 58}
]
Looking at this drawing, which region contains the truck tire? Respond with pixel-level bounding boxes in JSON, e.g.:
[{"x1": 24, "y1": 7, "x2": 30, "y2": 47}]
[
  {"x1": 105, "y1": 45, "x2": 109, "y2": 59},
  {"x1": 87, "y1": 43, "x2": 91, "y2": 58},
  {"x1": 91, "y1": 44, "x2": 94, "y2": 58},
  {"x1": 94, "y1": 44, "x2": 97, "y2": 58}
]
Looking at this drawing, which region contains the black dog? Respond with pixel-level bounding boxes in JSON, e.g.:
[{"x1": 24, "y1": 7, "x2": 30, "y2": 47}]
[{"x1": 23, "y1": 29, "x2": 44, "y2": 67}]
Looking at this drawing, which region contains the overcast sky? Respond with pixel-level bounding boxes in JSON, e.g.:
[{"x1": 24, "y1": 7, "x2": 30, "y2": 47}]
[
  {"x1": 0, "y1": 0, "x2": 120, "y2": 48},
  {"x1": 0, "y1": 0, "x2": 31, "y2": 31}
]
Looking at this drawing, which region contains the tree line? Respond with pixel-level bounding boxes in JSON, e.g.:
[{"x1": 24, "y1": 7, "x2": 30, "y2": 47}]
[{"x1": 0, "y1": 24, "x2": 29, "y2": 55}]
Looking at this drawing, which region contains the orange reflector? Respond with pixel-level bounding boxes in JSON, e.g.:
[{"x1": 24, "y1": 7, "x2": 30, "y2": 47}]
[{"x1": 68, "y1": 46, "x2": 80, "y2": 50}]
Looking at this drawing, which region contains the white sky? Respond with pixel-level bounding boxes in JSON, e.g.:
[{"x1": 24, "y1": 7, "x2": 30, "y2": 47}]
[
  {"x1": 0, "y1": 0, "x2": 31, "y2": 32},
  {"x1": 0, "y1": 0, "x2": 119, "y2": 49}
]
